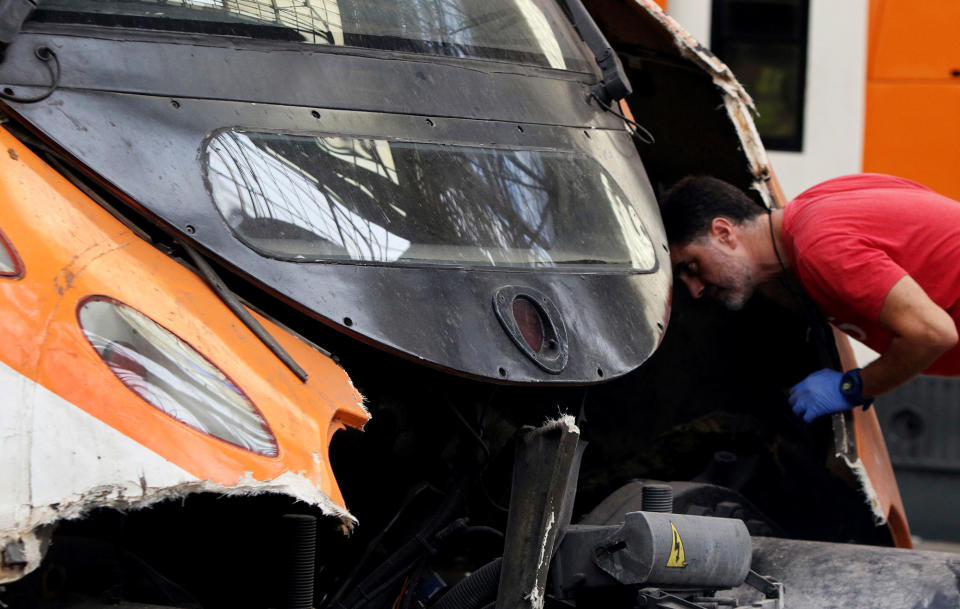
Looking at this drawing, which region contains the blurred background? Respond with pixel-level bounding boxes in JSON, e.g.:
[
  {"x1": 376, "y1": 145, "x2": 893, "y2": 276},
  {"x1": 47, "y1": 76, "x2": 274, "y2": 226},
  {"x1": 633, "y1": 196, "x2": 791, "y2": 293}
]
[{"x1": 655, "y1": 0, "x2": 960, "y2": 547}]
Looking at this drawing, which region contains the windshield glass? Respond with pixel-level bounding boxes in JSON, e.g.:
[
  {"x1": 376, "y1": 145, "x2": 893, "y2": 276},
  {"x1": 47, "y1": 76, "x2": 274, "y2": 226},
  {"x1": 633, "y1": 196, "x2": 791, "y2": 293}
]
[
  {"x1": 33, "y1": 0, "x2": 589, "y2": 70},
  {"x1": 205, "y1": 130, "x2": 656, "y2": 270}
]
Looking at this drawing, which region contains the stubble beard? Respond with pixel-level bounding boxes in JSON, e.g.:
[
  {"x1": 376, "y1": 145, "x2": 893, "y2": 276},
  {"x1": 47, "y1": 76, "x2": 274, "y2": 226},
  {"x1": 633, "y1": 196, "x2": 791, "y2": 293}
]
[{"x1": 709, "y1": 250, "x2": 755, "y2": 311}]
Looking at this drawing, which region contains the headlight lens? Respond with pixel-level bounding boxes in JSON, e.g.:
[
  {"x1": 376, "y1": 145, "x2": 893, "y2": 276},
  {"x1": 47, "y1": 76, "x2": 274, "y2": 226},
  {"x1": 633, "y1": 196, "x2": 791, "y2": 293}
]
[
  {"x1": 78, "y1": 297, "x2": 278, "y2": 456},
  {"x1": 0, "y1": 229, "x2": 21, "y2": 277}
]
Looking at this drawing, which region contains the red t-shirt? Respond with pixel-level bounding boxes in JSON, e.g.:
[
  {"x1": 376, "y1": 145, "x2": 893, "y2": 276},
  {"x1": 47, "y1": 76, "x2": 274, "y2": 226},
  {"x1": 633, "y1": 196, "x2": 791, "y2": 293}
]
[{"x1": 782, "y1": 174, "x2": 960, "y2": 376}]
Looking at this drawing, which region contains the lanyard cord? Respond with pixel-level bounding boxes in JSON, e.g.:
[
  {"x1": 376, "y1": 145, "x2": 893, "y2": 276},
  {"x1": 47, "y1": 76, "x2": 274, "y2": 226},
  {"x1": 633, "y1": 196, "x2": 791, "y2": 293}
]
[
  {"x1": 769, "y1": 209, "x2": 843, "y2": 369},
  {"x1": 768, "y1": 209, "x2": 788, "y2": 274}
]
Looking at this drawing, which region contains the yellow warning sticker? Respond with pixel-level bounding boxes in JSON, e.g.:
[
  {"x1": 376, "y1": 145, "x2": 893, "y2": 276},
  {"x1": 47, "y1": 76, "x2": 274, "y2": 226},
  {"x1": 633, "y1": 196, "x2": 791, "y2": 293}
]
[{"x1": 666, "y1": 522, "x2": 688, "y2": 568}]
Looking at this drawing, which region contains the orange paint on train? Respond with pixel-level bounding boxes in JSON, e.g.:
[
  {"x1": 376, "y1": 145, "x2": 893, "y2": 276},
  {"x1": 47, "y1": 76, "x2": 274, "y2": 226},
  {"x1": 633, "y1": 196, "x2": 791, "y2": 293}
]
[{"x1": 0, "y1": 127, "x2": 368, "y2": 505}]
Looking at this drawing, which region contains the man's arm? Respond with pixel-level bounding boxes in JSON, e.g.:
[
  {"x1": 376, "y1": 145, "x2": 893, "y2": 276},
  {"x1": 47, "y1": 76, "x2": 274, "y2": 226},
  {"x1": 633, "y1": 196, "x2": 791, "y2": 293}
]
[
  {"x1": 859, "y1": 274, "x2": 958, "y2": 398},
  {"x1": 789, "y1": 274, "x2": 957, "y2": 422}
]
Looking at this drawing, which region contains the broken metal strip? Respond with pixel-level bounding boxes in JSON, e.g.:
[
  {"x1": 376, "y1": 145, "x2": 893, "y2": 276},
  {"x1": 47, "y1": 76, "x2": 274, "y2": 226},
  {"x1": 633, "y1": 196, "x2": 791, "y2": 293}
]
[
  {"x1": 182, "y1": 242, "x2": 308, "y2": 383},
  {"x1": 496, "y1": 416, "x2": 580, "y2": 609}
]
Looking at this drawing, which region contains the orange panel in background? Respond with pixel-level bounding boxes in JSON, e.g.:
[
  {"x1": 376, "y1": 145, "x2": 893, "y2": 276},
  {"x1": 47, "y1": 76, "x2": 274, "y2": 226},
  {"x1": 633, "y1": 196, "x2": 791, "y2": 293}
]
[
  {"x1": 863, "y1": 82, "x2": 960, "y2": 201},
  {"x1": 865, "y1": 0, "x2": 960, "y2": 199},
  {"x1": 868, "y1": 0, "x2": 960, "y2": 80}
]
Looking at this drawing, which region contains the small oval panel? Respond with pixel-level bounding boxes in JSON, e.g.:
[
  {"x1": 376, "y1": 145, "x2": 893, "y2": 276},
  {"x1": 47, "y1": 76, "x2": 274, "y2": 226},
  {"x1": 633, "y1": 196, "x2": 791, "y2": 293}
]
[{"x1": 493, "y1": 285, "x2": 568, "y2": 374}]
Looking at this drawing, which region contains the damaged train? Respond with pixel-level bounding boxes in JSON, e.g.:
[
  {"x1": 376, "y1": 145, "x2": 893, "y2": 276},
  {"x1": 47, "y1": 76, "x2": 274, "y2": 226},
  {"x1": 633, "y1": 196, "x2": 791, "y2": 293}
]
[{"x1": 0, "y1": 0, "x2": 958, "y2": 607}]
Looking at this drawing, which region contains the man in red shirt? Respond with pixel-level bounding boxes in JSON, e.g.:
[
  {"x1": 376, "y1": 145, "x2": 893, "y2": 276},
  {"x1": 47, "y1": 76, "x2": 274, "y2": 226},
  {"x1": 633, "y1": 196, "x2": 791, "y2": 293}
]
[{"x1": 661, "y1": 174, "x2": 960, "y2": 422}]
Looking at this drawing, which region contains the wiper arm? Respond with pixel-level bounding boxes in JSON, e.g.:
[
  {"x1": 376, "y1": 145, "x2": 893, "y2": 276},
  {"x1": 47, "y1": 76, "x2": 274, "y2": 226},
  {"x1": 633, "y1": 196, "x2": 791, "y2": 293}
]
[
  {"x1": 182, "y1": 242, "x2": 310, "y2": 383},
  {"x1": 557, "y1": 0, "x2": 631, "y2": 106}
]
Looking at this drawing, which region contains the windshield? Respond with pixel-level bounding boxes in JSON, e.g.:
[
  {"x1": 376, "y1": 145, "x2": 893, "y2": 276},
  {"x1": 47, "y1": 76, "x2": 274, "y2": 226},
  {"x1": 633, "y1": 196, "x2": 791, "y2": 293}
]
[
  {"x1": 33, "y1": 0, "x2": 589, "y2": 71},
  {"x1": 205, "y1": 130, "x2": 656, "y2": 270}
]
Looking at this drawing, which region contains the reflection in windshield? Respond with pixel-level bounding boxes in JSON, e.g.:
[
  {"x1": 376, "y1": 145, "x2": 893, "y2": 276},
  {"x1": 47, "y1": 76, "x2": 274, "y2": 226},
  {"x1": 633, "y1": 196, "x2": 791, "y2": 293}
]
[
  {"x1": 209, "y1": 132, "x2": 411, "y2": 262},
  {"x1": 206, "y1": 131, "x2": 656, "y2": 270},
  {"x1": 35, "y1": 0, "x2": 585, "y2": 70}
]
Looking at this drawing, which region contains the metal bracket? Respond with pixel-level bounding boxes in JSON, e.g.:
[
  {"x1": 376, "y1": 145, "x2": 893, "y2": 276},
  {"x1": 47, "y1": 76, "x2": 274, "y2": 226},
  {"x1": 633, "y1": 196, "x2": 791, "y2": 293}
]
[
  {"x1": 744, "y1": 570, "x2": 784, "y2": 609},
  {"x1": 637, "y1": 589, "x2": 709, "y2": 609}
]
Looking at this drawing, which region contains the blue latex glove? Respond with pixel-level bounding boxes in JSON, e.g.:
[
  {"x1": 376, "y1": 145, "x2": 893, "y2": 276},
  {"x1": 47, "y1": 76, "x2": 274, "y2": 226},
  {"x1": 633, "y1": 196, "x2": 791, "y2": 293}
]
[{"x1": 789, "y1": 369, "x2": 855, "y2": 423}]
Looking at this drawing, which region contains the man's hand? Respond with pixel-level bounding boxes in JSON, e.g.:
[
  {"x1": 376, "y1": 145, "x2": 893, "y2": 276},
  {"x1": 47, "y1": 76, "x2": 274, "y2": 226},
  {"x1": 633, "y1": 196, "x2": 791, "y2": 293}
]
[{"x1": 789, "y1": 369, "x2": 853, "y2": 422}]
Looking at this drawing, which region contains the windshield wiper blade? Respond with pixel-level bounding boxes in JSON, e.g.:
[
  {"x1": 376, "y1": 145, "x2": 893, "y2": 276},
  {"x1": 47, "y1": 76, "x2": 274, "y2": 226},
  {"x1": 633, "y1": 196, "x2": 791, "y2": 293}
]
[{"x1": 182, "y1": 242, "x2": 310, "y2": 384}]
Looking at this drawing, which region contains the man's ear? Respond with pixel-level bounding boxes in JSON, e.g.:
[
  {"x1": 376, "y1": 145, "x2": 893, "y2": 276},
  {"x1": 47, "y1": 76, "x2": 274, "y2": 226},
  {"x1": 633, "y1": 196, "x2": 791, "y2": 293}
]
[{"x1": 709, "y1": 217, "x2": 738, "y2": 247}]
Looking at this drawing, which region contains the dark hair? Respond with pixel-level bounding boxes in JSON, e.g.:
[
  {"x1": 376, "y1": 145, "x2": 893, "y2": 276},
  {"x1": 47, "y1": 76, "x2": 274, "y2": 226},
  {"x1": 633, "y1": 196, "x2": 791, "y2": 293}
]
[{"x1": 660, "y1": 176, "x2": 765, "y2": 246}]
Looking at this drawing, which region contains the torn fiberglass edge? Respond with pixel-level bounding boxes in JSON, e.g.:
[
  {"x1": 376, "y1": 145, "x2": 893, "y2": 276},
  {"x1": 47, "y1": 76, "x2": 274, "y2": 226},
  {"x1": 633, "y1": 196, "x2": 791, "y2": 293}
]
[
  {"x1": 0, "y1": 367, "x2": 368, "y2": 585},
  {"x1": 632, "y1": 0, "x2": 772, "y2": 203},
  {"x1": 0, "y1": 357, "x2": 359, "y2": 584}
]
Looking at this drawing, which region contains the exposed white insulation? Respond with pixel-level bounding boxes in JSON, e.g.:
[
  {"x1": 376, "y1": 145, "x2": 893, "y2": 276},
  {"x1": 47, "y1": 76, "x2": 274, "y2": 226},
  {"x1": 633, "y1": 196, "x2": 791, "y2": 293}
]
[
  {"x1": 0, "y1": 360, "x2": 353, "y2": 584},
  {"x1": 528, "y1": 509, "x2": 556, "y2": 609},
  {"x1": 541, "y1": 414, "x2": 580, "y2": 435}
]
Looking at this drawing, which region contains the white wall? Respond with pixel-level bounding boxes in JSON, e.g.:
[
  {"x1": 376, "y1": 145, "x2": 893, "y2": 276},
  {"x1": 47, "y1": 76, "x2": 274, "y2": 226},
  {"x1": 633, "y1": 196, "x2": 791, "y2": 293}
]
[
  {"x1": 665, "y1": 0, "x2": 712, "y2": 46},
  {"x1": 665, "y1": 0, "x2": 869, "y2": 200}
]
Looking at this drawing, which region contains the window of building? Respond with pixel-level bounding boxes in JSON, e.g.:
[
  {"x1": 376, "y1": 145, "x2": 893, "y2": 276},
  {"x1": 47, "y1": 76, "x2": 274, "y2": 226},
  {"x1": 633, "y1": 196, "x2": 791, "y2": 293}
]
[{"x1": 711, "y1": 0, "x2": 809, "y2": 151}]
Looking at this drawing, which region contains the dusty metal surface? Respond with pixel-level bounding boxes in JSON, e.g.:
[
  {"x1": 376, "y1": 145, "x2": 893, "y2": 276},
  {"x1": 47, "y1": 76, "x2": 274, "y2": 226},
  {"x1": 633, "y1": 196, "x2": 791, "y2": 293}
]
[{"x1": 740, "y1": 536, "x2": 960, "y2": 609}]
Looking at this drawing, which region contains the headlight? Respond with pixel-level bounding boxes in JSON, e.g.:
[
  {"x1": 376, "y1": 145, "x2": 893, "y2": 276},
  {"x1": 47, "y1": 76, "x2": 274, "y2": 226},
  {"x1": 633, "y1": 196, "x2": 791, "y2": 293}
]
[
  {"x1": 0, "y1": 228, "x2": 21, "y2": 277},
  {"x1": 78, "y1": 296, "x2": 278, "y2": 457}
]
